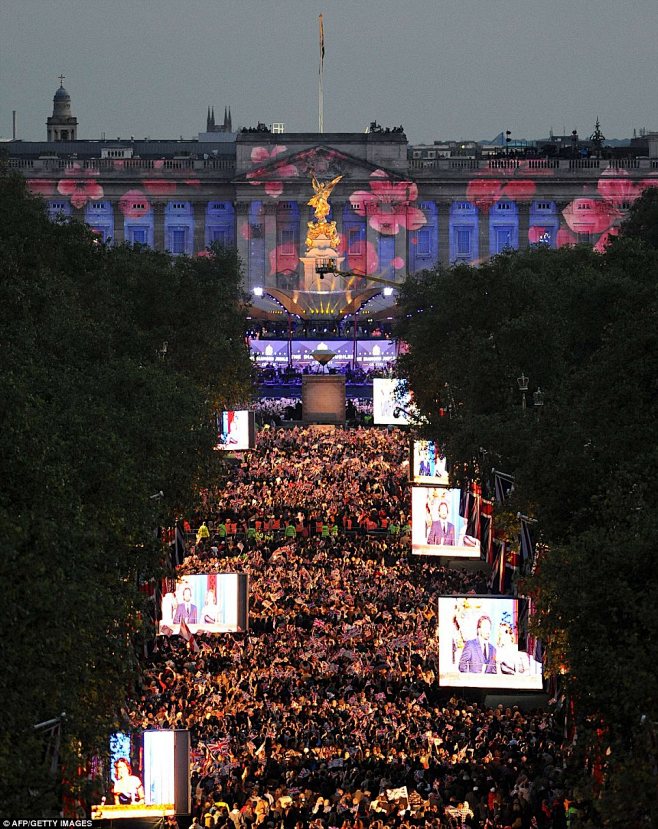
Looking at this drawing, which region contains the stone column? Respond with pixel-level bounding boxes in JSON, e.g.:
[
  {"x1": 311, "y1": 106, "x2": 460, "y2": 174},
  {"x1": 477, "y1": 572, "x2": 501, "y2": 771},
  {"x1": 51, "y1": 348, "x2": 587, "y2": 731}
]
[
  {"x1": 235, "y1": 202, "x2": 250, "y2": 289},
  {"x1": 153, "y1": 202, "x2": 166, "y2": 251},
  {"x1": 364, "y1": 203, "x2": 377, "y2": 277},
  {"x1": 263, "y1": 203, "x2": 277, "y2": 285},
  {"x1": 111, "y1": 201, "x2": 124, "y2": 245},
  {"x1": 394, "y1": 206, "x2": 407, "y2": 282},
  {"x1": 478, "y1": 207, "x2": 489, "y2": 263},
  {"x1": 300, "y1": 202, "x2": 313, "y2": 251},
  {"x1": 331, "y1": 200, "x2": 345, "y2": 243},
  {"x1": 192, "y1": 201, "x2": 205, "y2": 254},
  {"x1": 518, "y1": 200, "x2": 530, "y2": 251},
  {"x1": 437, "y1": 200, "x2": 451, "y2": 267}
]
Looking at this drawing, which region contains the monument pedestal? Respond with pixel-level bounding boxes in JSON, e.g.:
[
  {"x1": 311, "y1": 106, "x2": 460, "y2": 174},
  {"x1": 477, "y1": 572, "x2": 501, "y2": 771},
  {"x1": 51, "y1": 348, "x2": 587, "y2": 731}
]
[
  {"x1": 302, "y1": 375, "x2": 346, "y2": 424},
  {"x1": 299, "y1": 232, "x2": 344, "y2": 296}
]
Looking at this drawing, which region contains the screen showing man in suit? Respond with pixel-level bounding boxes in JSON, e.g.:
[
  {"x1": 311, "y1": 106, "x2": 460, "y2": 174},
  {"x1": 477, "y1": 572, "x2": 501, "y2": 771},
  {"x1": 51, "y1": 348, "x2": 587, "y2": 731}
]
[
  {"x1": 411, "y1": 486, "x2": 479, "y2": 557},
  {"x1": 458, "y1": 615, "x2": 497, "y2": 673},
  {"x1": 158, "y1": 574, "x2": 248, "y2": 635},
  {"x1": 426, "y1": 496, "x2": 455, "y2": 545},
  {"x1": 437, "y1": 596, "x2": 543, "y2": 689},
  {"x1": 173, "y1": 587, "x2": 198, "y2": 624}
]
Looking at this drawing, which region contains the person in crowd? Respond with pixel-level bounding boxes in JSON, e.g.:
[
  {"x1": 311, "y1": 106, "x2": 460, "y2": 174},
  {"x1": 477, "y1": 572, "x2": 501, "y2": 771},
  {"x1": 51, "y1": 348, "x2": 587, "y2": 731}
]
[
  {"x1": 161, "y1": 591, "x2": 178, "y2": 627},
  {"x1": 201, "y1": 588, "x2": 222, "y2": 626},
  {"x1": 112, "y1": 758, "x2": 144, "y2": 805},
  {"x1": 173, "y1": 586, "x2": 198, "y2": 624},
  {"x1": 426, "y1": 492, "x2": 455, "y2": 546},
  {"x1": 497, "y1": 622, "x2": 530, "y2": 675},
  {"x1": 459, "y1": 615, "x2": 497, "y2": 673}
]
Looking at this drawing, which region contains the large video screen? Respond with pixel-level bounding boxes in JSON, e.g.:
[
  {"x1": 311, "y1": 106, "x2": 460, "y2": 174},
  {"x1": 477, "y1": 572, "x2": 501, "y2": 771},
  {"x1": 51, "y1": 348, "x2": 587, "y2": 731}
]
[
  {"x1": 159, "y1": 573, "x2": 249, "y2": 634},
  {"x1": 91, "y1": 730, "x2": 184, "y2": 819},
  {"x1": 410, "y1": 439, "x2": 449, "y2": 485},
  {"x1": 216, "y1": 410, "x2": 255, "y2": 451},
  {"x1": 411, "y1": 486, "x2": 480, "y2": 557},
  {"x1": 373, "y1": 378, "x2": 414, "y2": 425},
  {"x1": 438, "y1": 596, "x2": 543, "y2": 689}
]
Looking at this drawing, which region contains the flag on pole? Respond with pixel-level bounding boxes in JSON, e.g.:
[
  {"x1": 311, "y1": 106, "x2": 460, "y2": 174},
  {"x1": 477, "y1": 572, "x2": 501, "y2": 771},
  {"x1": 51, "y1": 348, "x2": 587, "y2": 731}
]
[
  {"x1": 480, "y1": 499, "x2": 494, "y2": 565},
  {"x1": 488, "y1": 539, "x2": 507, "y2": 593},
  {"x1": 494, "y1": 470, "x2": 515, "y2": 503},
  {"x1": 319, "y1": 14, "x2": 325, "y2": 63},
  {"x1": 169, "y1": 522, "x2": 186, "y2": 568},
  {"x1": 506, "y1": 542, "x2": 521, "y2": 573},
  {"x1": 459, "y1": 480, "x2": 470, "y2": 520},
  {"x1": 179, "y1": 618, "x2": 200, "y2": 653},
  {"x1": 519, "y1": 514, "x2": 537, "y2": 571},
  {"x1": 466, "y1": 484, "x2": 481, "y2": 538}
]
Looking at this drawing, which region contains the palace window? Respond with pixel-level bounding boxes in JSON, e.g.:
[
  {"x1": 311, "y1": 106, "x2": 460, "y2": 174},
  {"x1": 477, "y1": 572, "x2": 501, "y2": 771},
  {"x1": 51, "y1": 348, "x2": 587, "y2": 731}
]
[
  {"x1": 171, "y1": 229, "x2": 186, "y2": 254},
  {"x1": 456, "y1": 229, "x2": 471, "y2": 255},
  {"x1": 280, "y1": 229, "x2": 295, "y2": 256},
  {"x1": 348, "y1": 228, "x2": 364, "y2": 255},
  {"x1": 417, "y1": 228, "x2": 431, "y2": 256}
]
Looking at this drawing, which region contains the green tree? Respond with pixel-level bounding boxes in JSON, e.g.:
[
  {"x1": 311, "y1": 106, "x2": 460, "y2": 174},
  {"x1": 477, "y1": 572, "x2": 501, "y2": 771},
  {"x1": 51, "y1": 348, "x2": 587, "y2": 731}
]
[
  {"x1": 618, "y1": 185, "x2": 658, "y2": 249},
  {"x1": 0, "y1": 173, "x2": 252, "y2": 815},
  {"x1": 395, "y1": 238, "x2": 658, "y2": 827}
]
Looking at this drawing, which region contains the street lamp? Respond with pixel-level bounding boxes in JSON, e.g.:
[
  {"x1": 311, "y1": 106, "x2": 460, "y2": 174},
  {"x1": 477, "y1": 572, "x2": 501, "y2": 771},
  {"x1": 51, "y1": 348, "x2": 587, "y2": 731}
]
[
  {"x1": 533, "y1": 388, "x2": 544, "y2": 408},
  {"x1": 517, "y1": 372, "x2": 529, "y2": 413}
]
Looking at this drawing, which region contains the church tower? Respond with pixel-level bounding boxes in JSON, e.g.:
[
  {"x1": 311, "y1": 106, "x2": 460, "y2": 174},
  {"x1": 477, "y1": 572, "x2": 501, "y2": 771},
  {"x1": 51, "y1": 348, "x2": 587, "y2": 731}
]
[{"x1": 47, "y1": 76, "x2": 78, "y2": 141}]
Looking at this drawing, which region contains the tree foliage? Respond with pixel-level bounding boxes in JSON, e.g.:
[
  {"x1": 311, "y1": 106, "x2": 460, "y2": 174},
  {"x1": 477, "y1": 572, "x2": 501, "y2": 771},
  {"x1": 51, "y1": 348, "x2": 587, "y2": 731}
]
[
  {"x1": 395, "y1": 229, "x2": 658, "y2": 826},
  {"x1": 619, "y1": 184, "x2": 658, "y2": 249},
  {"x1": 0, "y1": 174, "x2": 252, "y2": 815}
]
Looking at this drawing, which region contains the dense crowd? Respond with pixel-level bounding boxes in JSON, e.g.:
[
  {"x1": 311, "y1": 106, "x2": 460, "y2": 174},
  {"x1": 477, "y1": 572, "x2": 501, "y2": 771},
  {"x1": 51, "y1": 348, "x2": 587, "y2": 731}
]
[
  {"x1": 129, "y1": 427, "x2": 574, "y2": 829},
  {"x1": 253, "y1": 400, "x2": 374, "y2": 430}
]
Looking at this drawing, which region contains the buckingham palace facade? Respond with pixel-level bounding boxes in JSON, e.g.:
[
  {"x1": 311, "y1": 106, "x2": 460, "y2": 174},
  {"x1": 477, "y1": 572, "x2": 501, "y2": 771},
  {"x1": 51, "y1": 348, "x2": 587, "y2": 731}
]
[{"x1": 6, "y1": 88, "x2": 658, "y2": 319}]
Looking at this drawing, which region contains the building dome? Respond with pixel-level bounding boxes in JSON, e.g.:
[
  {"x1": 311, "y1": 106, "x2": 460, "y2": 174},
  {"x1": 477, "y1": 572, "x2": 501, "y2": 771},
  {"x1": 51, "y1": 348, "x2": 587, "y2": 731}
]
[{"x1": 47, "y1": 80, "x2": 77, "y2": 141}]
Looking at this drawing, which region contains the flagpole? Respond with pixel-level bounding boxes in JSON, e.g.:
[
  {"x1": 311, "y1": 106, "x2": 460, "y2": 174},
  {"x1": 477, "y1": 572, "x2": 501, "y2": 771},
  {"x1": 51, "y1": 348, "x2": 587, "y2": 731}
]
[
  {"x1": 319, "y1": 60, "x2": 323, "y2": 133},
  {"x1": 319, "y1": 14, "x2": 324, "y2": 133}
]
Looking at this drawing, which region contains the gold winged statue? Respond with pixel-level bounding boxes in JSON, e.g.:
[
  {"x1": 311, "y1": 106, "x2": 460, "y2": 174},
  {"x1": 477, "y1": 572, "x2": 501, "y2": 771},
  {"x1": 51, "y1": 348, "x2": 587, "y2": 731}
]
[
  {"x1": 307, "y1": 175, "x2": 343, "y2": 221},
  {"x1": 306, "y1": 175, "x2": 343, "y2": 249}
]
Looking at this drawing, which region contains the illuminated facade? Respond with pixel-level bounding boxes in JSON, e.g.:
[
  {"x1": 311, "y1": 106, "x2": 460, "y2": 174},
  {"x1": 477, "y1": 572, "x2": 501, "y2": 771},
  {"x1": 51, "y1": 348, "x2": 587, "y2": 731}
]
[{"x1": 7, "y1": 85, "x2": 658, "y2": 319}]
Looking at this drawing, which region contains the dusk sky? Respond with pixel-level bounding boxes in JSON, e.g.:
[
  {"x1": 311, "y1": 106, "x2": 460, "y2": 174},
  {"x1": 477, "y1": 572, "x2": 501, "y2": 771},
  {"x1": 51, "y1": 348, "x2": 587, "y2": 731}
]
[{"x1": 1, "y1": 0, "x2": 656, "y2": 144}]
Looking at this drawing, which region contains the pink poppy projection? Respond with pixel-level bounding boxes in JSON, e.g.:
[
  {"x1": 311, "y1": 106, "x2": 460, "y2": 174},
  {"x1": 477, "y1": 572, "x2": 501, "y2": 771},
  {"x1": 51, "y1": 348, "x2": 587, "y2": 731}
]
[
  {"x1": 335, "y1": 236, "x2": 380, "y2": 277},
  {"x1": 593, "y1": 228, "x2": 619, "y2": 253},
  {"x1": 247, "y1": 146, "x2": 298, "y2": 198},
  {"x1": 597, "y1": 170, "x2": 644, "y2": 207},
  {"x1": 502, "y1": 180, "x2": 537, "y2": 201},
  {"x1": 239, "y1": 211, "x2": 276, "y2": 242},
  {"x1": 269, "y1": 245, "x2": 299, "y2": 277},
  {"x1": 143, "y1": 180, "x2": 177, "y2": 197},
  {"x1": 57, "y1": 178, "x2": 104, "y2": 209},
  {"x1": 528, "y1": 226, "x2": 553, "y2": 245},
  {"x1": 466, "y1": 179, "x2": 503, "y2": 212},
  {"x1": 556, "y1": 227, "x2": 578, "y2": 249},
  {"x1": 118, "y1": 189, "x2": 151, "y2": 218},
  {"x1": 349, "y1": 171, "x2": 426, "y2": 235},
  {"x1": 466, "y1": 179, "x2": 537, "y2": 212},
  {"x1": 27, "y1": 179, "x2": 55, "y2": 197},
  {"x1": 562, "y1": 198, "x2": 620, "y2": 236}
]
